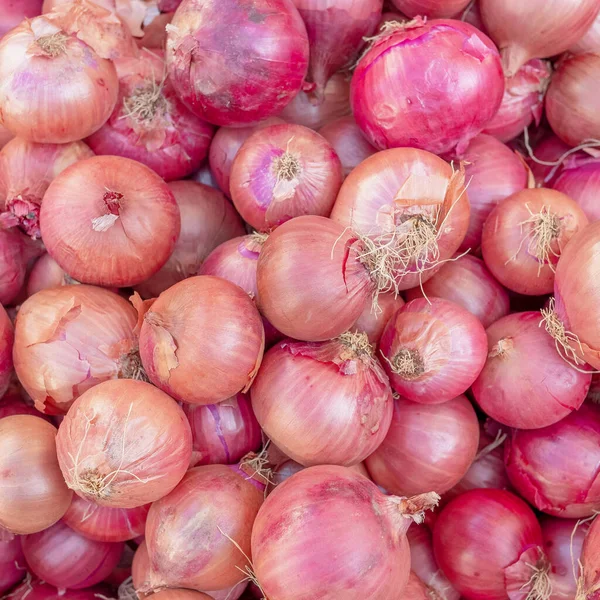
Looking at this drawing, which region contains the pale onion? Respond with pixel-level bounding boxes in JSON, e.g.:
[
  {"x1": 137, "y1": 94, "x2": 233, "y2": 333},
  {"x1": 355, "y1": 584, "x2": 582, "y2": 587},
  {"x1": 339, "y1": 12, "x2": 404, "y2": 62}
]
[
  {"x1": 56, "y1": 379, "x2": 192, "y2": 508},
  {"x1": 351, "y1": 291, "x2": 405, "y2": 343},
  {"x1": 390, "y1": 0, "x2": 470, "y2": 18},
  {"x1": 0, "y1": 304, "x2": 13, "y2": 399},
  {"x1": 553, "y1": 157, "x2": 600, "y2": 223}
]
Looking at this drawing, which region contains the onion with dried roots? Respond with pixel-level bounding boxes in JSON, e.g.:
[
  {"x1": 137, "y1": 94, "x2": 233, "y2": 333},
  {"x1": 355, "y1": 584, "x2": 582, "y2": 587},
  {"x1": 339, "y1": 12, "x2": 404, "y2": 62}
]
[{"x1": 56, "y1": 379, "x2": 192, "y2": 508}]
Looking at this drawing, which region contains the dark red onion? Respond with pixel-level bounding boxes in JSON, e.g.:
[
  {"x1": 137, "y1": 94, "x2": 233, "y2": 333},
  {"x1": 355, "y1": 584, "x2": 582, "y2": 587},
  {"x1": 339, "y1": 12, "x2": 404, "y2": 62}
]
[
  {"x1": 553, "y1": 157, "x2": 600, "y2": 222},
  {"x1": 0, "y1": 535, "x2": 25, "y2": 594}
]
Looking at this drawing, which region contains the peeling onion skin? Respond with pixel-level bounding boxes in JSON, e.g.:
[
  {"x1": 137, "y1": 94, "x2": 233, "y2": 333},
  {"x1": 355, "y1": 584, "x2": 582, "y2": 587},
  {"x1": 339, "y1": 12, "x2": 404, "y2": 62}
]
[
  {"x1": 0, "y1": 416, "x2": 72, "y2": 535},
  {"x1": 351, "y1": 19, "x2": 504, "y2": 156},
  {"x1": 505, "y1": 403, "x2": 600, "y2": 518},
  {"x1": 56, "y1": 379, "x2": 192, "y2": 509},
  {"x1": 0, "y1": 305, "x2": 13, "y2": 399},
  {"x1": 472, "y1": 312, "x2": 591, "y2": 430},
  {"x1": 351, "y1": 291, "x2": 405, "y2": 344},
  {"x1": 0, "y1": 535, "x2": 25, "y2": 594},
  {"x1": 165, "y1": 0, "x2": 310, "y2": 127},
  {"x1": 13, "y1": 285, "x2": 139, "y2": 415},
  {"x1": 139, "y1": 276, "x2": 265, "y2": 405},
  {"x1": 40, "y1": 155, "x2": 181, "y2": 288},
  {"x1": 390, "y1": 0, "x2": 470, "y2": 18},
  {"x1": 553, "y1": 158, "x2": 600, "y2": 223},
  {"x1": 378, "y1": 298, "x2": 487, "y2": 404}
]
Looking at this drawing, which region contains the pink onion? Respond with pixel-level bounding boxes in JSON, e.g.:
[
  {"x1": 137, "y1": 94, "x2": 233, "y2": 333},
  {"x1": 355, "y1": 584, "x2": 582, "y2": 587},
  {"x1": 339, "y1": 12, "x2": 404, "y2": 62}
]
[
  {"x1": 0, "y1": 389, "x2": 48, "y2": 420},
  {"x1": 9, "y1": 580, "x2": 112, "y2": 600},
  {"x1": 137, "y1": 10, "x2": 173, "y2": 50},
  {"x1": 0, "y1": 304, "x2": 13, "y2": 399},
  {"x1": 528, "y1": 134, "x2": 576, "y2": 187},
  {"x1": 0, "y1": 535, "x2": 25, "y2": 594},
  {"x1": 251, "y1": 333, "x2": 393, "y2": 466},
  {"x1": 351, "y1": 291, "x2": 405, "y2": 344},
  {"x1": 570, "y1": 12, "x2": 600, "y2": 54},
  {"x1": 0, "y1": 229, "x2": 42, "y2": 306},
  {"x1": 390, "y1": 0, "x2": 470, "y2": 18},
  {"x1": 165, "y1": 0, "x2": 309, "y2": 126},
  {"x1": 505, "y1": 403, "x2": 600, "y2": 518},
  {"x1": 553, "y1": 157, "x2": 600, "y2": 222},
  {"x1": 183, "y1": 392, "x2": 262, "y2": 467},
  {"x1": 576, "y1": 516, "x2": 600, "y2": 600},
  {"x1": 1, "y1": 0, "x2": 44, "y2": 38},
  {"x1": 351, "y1": 18, "x2": 504, "y2": 155},
  {"x1": 379, "y1": 298, "x2": 487, "y2": 404},
  {"x1": 480, "y1": 0, "x2": 600, "y2": 76},
  {"x1": 26, "y1": 254, "x2": 76, "y2": 296}
]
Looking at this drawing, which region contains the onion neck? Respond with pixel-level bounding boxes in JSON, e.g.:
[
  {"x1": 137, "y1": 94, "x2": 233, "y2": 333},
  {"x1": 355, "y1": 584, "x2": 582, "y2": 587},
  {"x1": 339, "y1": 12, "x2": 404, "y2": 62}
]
[
  {"x1": 36, "y1": 32, "x2": 68, "y2": 57},
  {"x1": 123, "y1": 80, "x2": 168, "y2": 124},
  {"x1": 489, "y1": 337, "x2": 513, "y2": 358},
  {"x1": 391, "y1": 347, "x2": 425, "y2": 380},
  {"x1": 337, "y1": 331, "x2": 374, "y2": 361},
  {"x1": 0, "y1": 194, "x2": 41, "y2": 239},
  {"x1": 384, "y1": 491, "x2": 441, "y2": 537},
  {"x1": 501, "y1": 44, "x2": 530, "y2": 77},
  {"x1": 92, "y1": 190, "x2": 124, "y2": 232}
]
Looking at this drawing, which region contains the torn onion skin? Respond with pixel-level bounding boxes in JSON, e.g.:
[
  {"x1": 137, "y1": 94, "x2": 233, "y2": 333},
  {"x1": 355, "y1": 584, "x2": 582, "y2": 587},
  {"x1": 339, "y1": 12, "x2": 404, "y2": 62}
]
[{"x1": 505, "y1": 403, "x2": 600, "y2": 518}]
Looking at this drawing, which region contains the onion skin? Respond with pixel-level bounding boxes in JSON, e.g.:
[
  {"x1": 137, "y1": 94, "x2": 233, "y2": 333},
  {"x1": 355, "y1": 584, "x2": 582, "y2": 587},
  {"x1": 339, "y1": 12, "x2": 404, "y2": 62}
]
[
  {"x1": 480, "y1": 0, "x2": 600, "y2": 76},
  {"x1": 366, "y1": 395, "x2": 479, "y2": 496},
  {"x1": 505, "y1": 403, "x2": 600, "y2": 518},
  {"x1": 0, "y1": 304, "x2": 13, "y2": 399},
  {"x1": 0, "y1": 416, "x2": 72, "y2": 535},
  {"x1": 165, "y1": 0, "x2": 309, "y2": 127},
  {"x1": 134, "y1": 180, "x2": 244, "y2": 298},
  {"x1": 132, "y1": 540, "x2": 151, "y2": 594},
  {"x1": 230, "y1": 123, "x2": 343, "y2": 231},
  {"x1": 183, "y1": 392, "x2": 262, "y2": 467},
  {"x1": 13, "y1": 285, "x2": 139, "y2": 415},
  {"x1": 405, "y1": 254, "x2": 510, "y2": 329},
  {"x1": 553, "y1": 158, "x2": 600, "y2": 223},
  {"x1": 481, "y1": 188, "x2": 589, "y2": 296},
  {"x1": 0, "y1": 16, "x2": 118, "y2": 143},
  {"x1": 351, "y1": 291, "x2": 405, "y2": 343},
  {"x1": 546, "y1": 53, "x2": 600, "y2": 148},
  {"x1": 40, "y1": 155, "x2": 180, "y2": 288},
  {"x1": 390, "y1": 0, "x2": 470, "y2": 18},
  {"x1": 0, "y1": 535, "x2": 25, "y2": 594},
  {"x1": 251, "y1": 335, "x2": 393, "y2": 466},
  {"x1": 22, "y1": 521, "x2": 124, "y2": 590},
  {"x1": 433, "y1": 489, "x2": 547, "y2": 600},
  {"x1": 56, "y1": 379, "x2": 192, "y2": 508},
  {"x1": 379, "y1": 298, "x2": 487, "y2": 404},
  {"x1": 472, "y1": 312, "x2": 591, "y2": 429},
  {"x1": 144, "y1": 464, "x2": 264, "y2": 592},
  {"x1": 256, "y1": 216, "x2": 373, "y2": 342},
  {"x1": 140, "y1": 276, "x2": 265, "y2": 405},
  {"x1": 351, "y1": 18, "x2": 504, "y2": 155}
]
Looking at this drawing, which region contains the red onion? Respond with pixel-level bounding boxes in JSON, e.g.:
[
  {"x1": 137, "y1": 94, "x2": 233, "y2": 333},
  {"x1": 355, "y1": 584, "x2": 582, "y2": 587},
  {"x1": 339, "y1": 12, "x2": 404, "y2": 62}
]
[
  {"x1": 456, "y1": 134, "x2": 528, "y2": 252},
  {"x1": 143, "y1": 463, "x2": 265, "y2": 592},
  {"x1": 351, "y1": 291, "x2": 405, "y2": 343},
  {"x1": 22, "y1": 520, "x2": 124, "y2": 590},
  {"x1": 546, "y1": 53, "x2": 600, "y2": 148},
  {"x1": 62, "y1": 495, "x2": 149, "y2": 542},
  {"x1": 40, "y1": 155, "x2": 180, "y2": 287},
  {"x1": 472, "y1": 311, "x2": 591, "y2": 429},
  {"x1": 230, "y1": 123, "x2": 342, "y2": 231},
  {"x1": 0, "y1": 304, "x2": 12, "y2": 399},
  {"x1": 0, "y1": 535, "x2": 25, "y2": 594},
  {"x1": 87, "y1": 50, "x2": 214, "y2": 181},
  {"x1": 0, "y1": 229, "x2": 42, "y2": 306},
  {"x1": 26, "y1": 253, "x2": 77, "y2": 296},
  {"x1": 14, "y1": 285, "x2": 139, "y2": 415},
  {"x1": 433, "y1": 489, "x2": 549, "y2": 600},
  {"x1": 331, "y1": 148, "x2": 471, "y2": 291},
  {"x1": 183, "y1": 392, "x2": 262, "y2": 467},
  {"x1": 1, "y1": 0, "x2": 44, "y2": 38},
  {"x1": 252, "y1": 465, "x2": 440, "y2": 600},
  {"x1": 278, "y1": 73, "x2": 352, "y2": 130},
  {"x1": 390, "y1": 0, "x2": 470, "y2": 18},
  {"x1": 251, "y1": 333, "x2": 393, "y2": 466},
  {"x1": 553, "y1": 157, "x2": 600, "y2": 223},
  {"x1": 140, "y1": 277, "x2": 264, "y2": 405},
  {"x1": 0, "y1": 386, "x2": 48, "y2": 421},
  {"x1": 132, "y1": 540, "x2": 151, "y2": 594},
  {"x1": 290, "y1": 0, "x2": 381, "y2": 99},
  {"x1": 481, "y1": 188, "x2": 589, "y2": 296},
  {"x1": 319, "y1": 115, "x2": 377, "y2": 177},
  {"x1": 379, "y1": 298, "x2": 487, "y2": 404},
  {"x1": 134, "y1": 180, "x2": 244, "y2": 298},
  {"x1": 577, "y1": 516, "x2": 600, "y2": 600},
  {"x1": 0, "y1": 415, "x2": 72, "y2": 534},
  {"x1": 165, "y1": 0, "x2": 309, "y2": 126},
  {"x1": 351, "y1": 18, "x2": 504, "y2": 155},
  {"x1": 56, "y1": 379, "x2": 192, "y2": 508},
  {"x1": 570, "y1": 12, "x2": 600, "y2": 54},
  {"x1": 366, "y1": 395, "x2": 479, "y2": 495},
  {"x1": 480, "y1": 0, "x2": 600, "y2": 76},
  {"x1": 528, "y1": 134, "x2": 576, "y2": 188},
  {"x1": 137, "y1": 10, "x2": 173, "y2": 50},
  {"x1": 405, "y1": 254, "x2": 510, "y2": 328},
  {"x1": 270, "y1": 458, "x2": 305, "y2": 489},
  {"x1": 9, "y1": 580, "x2": 112, "y2": 600}
]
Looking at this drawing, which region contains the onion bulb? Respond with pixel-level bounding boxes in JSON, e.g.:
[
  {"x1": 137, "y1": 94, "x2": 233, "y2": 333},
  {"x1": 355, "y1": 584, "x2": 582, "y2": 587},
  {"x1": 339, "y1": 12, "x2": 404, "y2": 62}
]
[
  {"x1": 0, "y1": 304, "x2": 13, "y2": 399},
  {"x1": 26, "y1": 253, "x2": 78, "y2": 296},
  {"x1": 0, "y1": 535, "x2": 25, "y2": 594},
  {"x1": 351, "y1": 291, "x2": 405, "y2": 343},
  {"x1": 1, "y1": 0, "x2": 44, "y2": 38},
  {"x1": 576, "y1": 516, "x2": 600, "y2": 600},
  {"x1": 570, "y1": 12, "x2": 600, "y2": 54},
  {"x1": 9, "y1": 580, "x2": 112, "y2": 600}
]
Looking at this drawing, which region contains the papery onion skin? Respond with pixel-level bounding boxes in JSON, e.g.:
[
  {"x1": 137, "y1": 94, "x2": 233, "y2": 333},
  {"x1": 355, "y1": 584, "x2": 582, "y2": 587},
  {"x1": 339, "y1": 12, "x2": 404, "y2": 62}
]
[
  {"x1": 13, "y1": 285, "x2": 139, "y2": 415},
  {"x1": 62, "y1": 495, "x2": 150, "y2": 542},
  {"x1": 86, "y1": 50, "x2": 215, "y2": 182},
  {"x1": 56, "y1": 379, "x2": 192, "y2": 508},
  {"x1": 505, "y1": 403, "x2": 600, "y2": 518},
  {"x1": 553, "y1": 158, "x2": 600, "y2": 223},
  {"x1": 26, "y1": 253, "x2": 77, "y2": 296},
  {"x1": 0, "y1": 304, "x2": 13, "y2": 398},
  {"x1": 0, "y1": 17, "x2": 118, "y2": 143},
  {"x1": 472, "y1": 312, "x2": 591, "y2": 429},
  {"x1": 379, "y1": 298, "x2": 487, "y2": 404},
  {"x1": 144, "y1": 464, "x2": 264, "y2": 592},
  {"x1": 390, "y1": 0, "x2": 470, "y2": 18},
  {"x1": 22, "y1": 521, "x2": 124, "y2": 590},
  {"x1": 40, "y1": 155, "x2": 180, "y2": 288},
  {"x1": 351, "y1": 18, "x2": 504, "y2": 155},
  {"x1": 230, "y1": 123, "x2": 343, "y2": 231},
  {"x1": 256, "y1": 216, "x2": 373, "y2": 342},
  {"x1": 165, "y1": 0, "x2": 309, "y2": 127},
  {"x1": 9, "y1": 580, "x2": 113, "y2": 600},
  {"x1": 0, "y1": 415, "x2": 72, "y2": 534},
  {"x1": 577, "y1": 516, "x2": 600, "y2": 600},
  {"x1": 456, "y1": 134, "x2": 528, "y2": 252},
  {"x1": 481, "y1": 188, "x2": 589, "y2": 296},
  {"x1": 546, "y1": 53, "x2": 600, "y2": 148},
  {"x1": 140, "y1": 276, "x2": 265, "y2": 405},
  {"x1": 351, "y1": 291, "x2": 405, "y2": 344},
  {"x1": 183, "y1": 392, "x2": 262, "y2": 467},
  {"x1": 405, "y1": 254, "x2": 510, "y2": 329},
  {"x1": 0, "y1": 535, "x2": 25, "y2": 594},
  {"x1": 134, "y1": 180, "x2": 244, "y2": 298},
  {"x1": 251, "y1": 334, "x2": 393, "y2": 466},
  {"x1": 433, "y1": 489, "x2": 546, "y2": 600},
  {"x1": 1, "y1": 0, "x2": 44, "y2": 38},
  {"x1": 366, "y1": 395, "x2": 479, "y2": 496},
  {"x1": 319, "y1": 115, "x2": 377, "y2": 178}
]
